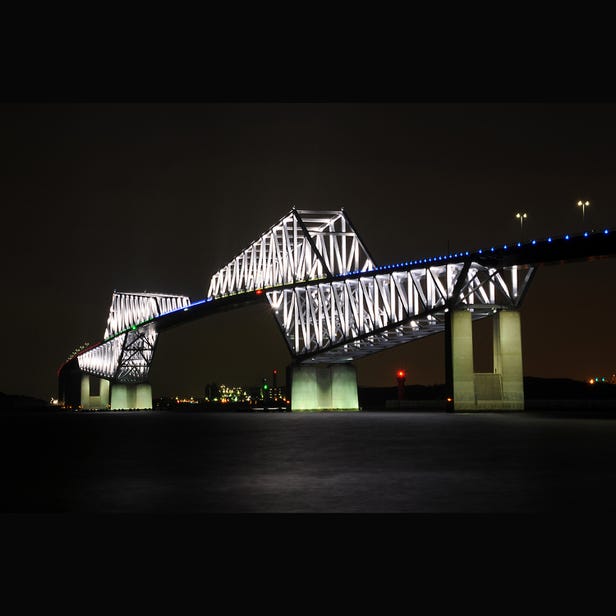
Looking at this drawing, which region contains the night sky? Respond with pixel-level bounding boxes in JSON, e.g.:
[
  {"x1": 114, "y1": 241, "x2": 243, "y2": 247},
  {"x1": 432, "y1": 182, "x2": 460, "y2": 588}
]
[{"x1": 2, "y1": 102, "x2": 615, "y2": 401}]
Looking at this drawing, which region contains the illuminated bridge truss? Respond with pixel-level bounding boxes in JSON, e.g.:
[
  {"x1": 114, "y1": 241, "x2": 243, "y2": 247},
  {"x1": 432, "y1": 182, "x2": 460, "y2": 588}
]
[
  {"x1": 63, "y1": 208, "x2": 615, "y2": 388},
  {"x1": 207, "y1": 208, "x2": 537, "y2": 363},
  {"x1": 267, "y1": 262, "x2": 536, "y2": 363},
  {"x1": 208, "y1": 209, "x2": 376, "y2": 297},
  {"x1": 77, "y1": 292, "x2": 190, "y2": 383}
]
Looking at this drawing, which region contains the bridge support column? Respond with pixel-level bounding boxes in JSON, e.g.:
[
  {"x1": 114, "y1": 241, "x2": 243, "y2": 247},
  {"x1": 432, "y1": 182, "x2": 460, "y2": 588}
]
[
  {"x1": 100, "y1": 378, "x2": 110, "y2": 408},
  {"x1": 445, "y1": 310, "x2": 476, "y2": 410},
  {"x1": 290, "y1": 363, "x2": 359, "y2": 411},
  {"x1": 445, "y1": 309, "x2": 524, "y2": 411},
  {"x1": 110, "y1": 383, "x2": 152, "y2": 410},
  {"x1": 493, "y1": 310, "x2": 524, "y2": 410},
  {"x1": 80, "y1": 375, "x2": 90, "y2": 408},
  {"x1": 79, "y1": 375, "x2": 110, "y2": 410}
]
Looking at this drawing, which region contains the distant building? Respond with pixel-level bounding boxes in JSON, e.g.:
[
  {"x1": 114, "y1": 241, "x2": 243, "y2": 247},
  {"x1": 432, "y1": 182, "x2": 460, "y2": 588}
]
[{"x1": 206, "y1": 383, "x2": 253, "y2": 404}]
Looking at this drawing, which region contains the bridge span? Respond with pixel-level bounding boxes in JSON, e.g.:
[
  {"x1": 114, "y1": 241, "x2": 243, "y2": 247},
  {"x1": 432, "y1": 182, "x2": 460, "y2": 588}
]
[{"x1": 58, "y1": 208, "x2": 616, "y2": 412}]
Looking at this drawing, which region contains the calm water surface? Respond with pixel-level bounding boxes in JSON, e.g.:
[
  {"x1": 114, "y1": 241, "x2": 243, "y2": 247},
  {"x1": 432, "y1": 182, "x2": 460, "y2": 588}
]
[{"x1": 2, "y1": 408, "x2": 616, "y2": 512}]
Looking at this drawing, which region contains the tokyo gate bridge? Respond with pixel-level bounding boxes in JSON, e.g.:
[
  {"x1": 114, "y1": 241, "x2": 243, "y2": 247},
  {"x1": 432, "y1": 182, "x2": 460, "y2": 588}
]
[{"x1": 58, "y1": 208, "x2": 616, "y2": 411}]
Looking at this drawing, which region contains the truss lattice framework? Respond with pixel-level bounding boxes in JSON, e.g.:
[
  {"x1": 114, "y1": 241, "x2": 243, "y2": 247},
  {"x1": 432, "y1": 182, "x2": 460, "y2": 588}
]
[
  {"x1": 207, "y1": 209, "x2": 376, "y2": 297},
  {"x1": 104, "y1": 292, "x2": 190, "y2": 338},
  {"x1": 267, "y1": 262, "x2": 535, "y2": 363},
  {"x1": 78, "y1": 292, "x2": 190, "y2": 382}
]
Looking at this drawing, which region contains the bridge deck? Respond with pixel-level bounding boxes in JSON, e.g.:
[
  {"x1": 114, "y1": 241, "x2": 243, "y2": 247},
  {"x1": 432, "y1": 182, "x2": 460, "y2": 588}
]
[{"x1": 61, "y1": 226, "x2": 616, "y2": 377}]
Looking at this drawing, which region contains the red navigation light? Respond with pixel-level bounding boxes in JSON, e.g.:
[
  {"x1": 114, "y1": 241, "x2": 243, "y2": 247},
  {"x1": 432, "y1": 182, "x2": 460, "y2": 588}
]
[
  {"x1": 397, "y1": 370, "x2": 406, "y2": 379},
  {"x1": 255, "y1": 289, "x2": 264, "y2": 295}
]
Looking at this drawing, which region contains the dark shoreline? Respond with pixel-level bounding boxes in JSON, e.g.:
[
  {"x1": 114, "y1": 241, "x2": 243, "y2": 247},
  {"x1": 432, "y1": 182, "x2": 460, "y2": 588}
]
[{"x1": 2, "y1": 403, "x2": 616, "y2": 414}]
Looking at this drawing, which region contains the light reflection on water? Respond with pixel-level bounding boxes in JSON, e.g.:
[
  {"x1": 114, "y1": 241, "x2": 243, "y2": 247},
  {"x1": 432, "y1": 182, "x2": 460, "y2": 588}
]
[{"x1": 2, "y1": 409, "x2": 616, "y2": 512}]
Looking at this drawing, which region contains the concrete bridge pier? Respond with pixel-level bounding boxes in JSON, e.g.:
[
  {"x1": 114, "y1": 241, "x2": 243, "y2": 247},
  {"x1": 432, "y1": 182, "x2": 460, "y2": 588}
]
[
  {"x1": 110, "y1": 383, "x2": 153, "y2": 410},
  {"x1": 445, "y1": 309, "x2": 524, "y2": 411},
  {"x1": 80, "y1": 375, "x2": 110, "y2": 410},
  {"x1": 77, "y1": 375, "x2": 152, "y2": 410},
  {"x1": 289, "y1": 363, "x2": 359, "y2": 411}
]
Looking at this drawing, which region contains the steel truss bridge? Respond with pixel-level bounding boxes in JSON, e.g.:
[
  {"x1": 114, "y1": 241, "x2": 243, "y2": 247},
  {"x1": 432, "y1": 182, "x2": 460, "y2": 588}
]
[{"x1": 58, "y1": 208, "x2": 616, "y2": 408}]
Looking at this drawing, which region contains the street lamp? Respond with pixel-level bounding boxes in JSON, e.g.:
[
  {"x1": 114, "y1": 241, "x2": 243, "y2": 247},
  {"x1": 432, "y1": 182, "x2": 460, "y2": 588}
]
[
  {"x1": 577, "y1": 200, "x2": 590, "y2": 226},
  {"x1": 516, "y1": 212, "x2": 527, "y2": 238}
]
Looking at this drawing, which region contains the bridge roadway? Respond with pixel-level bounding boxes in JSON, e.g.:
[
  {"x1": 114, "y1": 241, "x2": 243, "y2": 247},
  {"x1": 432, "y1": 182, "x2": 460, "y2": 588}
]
[{"x1": 86, "y1": 225, "x2": 616, "y2": 344}]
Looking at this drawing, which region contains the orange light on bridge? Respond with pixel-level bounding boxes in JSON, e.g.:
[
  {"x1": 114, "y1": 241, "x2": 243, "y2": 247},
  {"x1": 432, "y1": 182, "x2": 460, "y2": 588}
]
[{"x1": 255, "y1": 289, "x2": 264, "y2": 295}]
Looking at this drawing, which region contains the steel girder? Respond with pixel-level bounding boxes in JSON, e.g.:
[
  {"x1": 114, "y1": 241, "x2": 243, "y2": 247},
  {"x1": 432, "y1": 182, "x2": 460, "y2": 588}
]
[
  {"x1": 114, "y1": 323, "x2": 158, "y2": 383},
  {"x1": 103, "y1": 291, "x2": 191, "y2": 338},
  {"x1": 207, "y1": 209, "x2": 376, "y2": 297},
  {"x1": 76, "y1": 334, "x2": 124, "y2": 380},
  {"x1": 206, "y1": 208, "x2": 537, "y2": 363},
  {"x1": 267, "y1": 262, "x2": 536, "y2": 363},
  {"x1": 77, "y1": 292, "x2": 191, "y2": 383}
]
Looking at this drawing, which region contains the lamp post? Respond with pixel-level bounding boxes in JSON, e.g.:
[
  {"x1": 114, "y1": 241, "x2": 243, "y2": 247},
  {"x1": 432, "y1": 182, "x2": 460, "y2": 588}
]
[
  {"x1": 516, "y1": 212, "x2": 527, "y2": 239},
  {"x1": 577, "y1": 200, "x2": 590, "y2": 226}
]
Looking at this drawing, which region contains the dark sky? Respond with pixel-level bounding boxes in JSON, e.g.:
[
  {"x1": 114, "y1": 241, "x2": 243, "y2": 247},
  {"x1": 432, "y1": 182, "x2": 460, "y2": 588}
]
[{"x1": 1, "y1": 102, "x2": 615, "y2": 400}]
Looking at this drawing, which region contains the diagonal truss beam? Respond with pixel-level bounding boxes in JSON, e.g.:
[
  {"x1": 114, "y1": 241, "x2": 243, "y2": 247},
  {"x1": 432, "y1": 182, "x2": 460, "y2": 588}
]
[
  {"x1": 208, "y1": 209, "x2": 376, "y2": 297},
  {"x1": 76, "y1": 292, "x2": 190, "y2": 383},
  {"x1": 267, "y1": 262, "x2": 535, "y2": 362}
]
